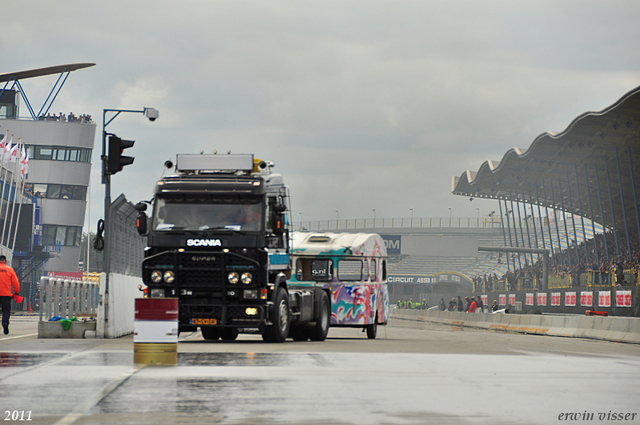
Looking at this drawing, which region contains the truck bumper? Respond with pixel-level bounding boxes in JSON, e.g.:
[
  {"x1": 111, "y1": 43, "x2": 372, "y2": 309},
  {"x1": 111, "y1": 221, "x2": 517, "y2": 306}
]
[{"x1": 179, "y1": 303, "x2": 266, "y2": 328}]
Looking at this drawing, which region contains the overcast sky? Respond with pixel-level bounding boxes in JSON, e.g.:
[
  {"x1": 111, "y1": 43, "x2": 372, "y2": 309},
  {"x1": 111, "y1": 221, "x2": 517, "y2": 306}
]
[{"x1": 3, "y1": 1, "x2": 640, "y2": 231}]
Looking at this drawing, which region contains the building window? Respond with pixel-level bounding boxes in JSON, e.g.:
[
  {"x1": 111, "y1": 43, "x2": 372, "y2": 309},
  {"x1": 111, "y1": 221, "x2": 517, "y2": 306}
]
[
  {"x1": 25, "y1": 145, "x2": 92, "y2": 163},
  {"x1": 25, "y1": 183, "x2": 87, "y2": 201},
  {"x1": 42, "y1": 225, "x2": 82, "y2": 247}
]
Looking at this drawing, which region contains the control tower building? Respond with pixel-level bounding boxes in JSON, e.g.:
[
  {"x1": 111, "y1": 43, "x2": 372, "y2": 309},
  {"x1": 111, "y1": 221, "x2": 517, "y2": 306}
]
[{"x1": 0, "y1": 63, "x2": 96, "y2": 286}]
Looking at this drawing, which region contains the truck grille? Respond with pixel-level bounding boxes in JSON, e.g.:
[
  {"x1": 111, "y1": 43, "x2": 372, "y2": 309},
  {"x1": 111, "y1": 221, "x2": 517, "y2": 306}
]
[{"x1": 143, "y1": 250, "x2": 260, "y2": 288}]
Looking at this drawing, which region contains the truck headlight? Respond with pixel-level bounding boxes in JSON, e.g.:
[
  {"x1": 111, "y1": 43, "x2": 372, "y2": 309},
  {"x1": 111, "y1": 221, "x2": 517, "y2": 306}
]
[
  {"x1": 228, "y1": 272, "x2": 239, "y2": 284},
  {"x1": 151, "y1": 270, "x2": 163, "y2": 283},
  {"x1": 164, "y1": 271, "x2": 175, "y2": 283},
  {"x1": 241, "y1": 272, "x2": 252, "y2": 284},
  {"x1": 245, "y1": 307, "x2": 258, "y2": 316},
  {"x1": 243, "y1": 289, "x2": 258, "y2": 300}
]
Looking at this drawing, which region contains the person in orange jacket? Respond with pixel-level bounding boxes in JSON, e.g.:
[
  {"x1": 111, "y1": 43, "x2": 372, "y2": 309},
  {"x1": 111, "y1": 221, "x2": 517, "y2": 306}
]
[
  {"x1": 467, "y1": 297, "x2": 478, "y2": 313},
  {"x1": 0, "y1": 255, "x2": 20, "y2": 335}
]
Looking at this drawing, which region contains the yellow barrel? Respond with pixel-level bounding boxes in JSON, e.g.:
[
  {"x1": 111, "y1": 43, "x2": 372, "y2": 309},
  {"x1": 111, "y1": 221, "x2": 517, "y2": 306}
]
[{"x1": 133, "y1": 343, "x2": 177, "y2": 365}]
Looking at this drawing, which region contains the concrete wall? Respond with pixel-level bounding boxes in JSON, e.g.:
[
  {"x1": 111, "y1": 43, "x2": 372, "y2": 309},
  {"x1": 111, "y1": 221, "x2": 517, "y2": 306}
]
[{"x1": 391, "y1": 308, "x2": 640, "y2": 344}]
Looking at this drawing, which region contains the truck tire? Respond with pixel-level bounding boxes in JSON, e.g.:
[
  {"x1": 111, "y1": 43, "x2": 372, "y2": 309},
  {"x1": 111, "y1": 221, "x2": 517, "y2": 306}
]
[
  {"x1": 366, "y1": 314, "x2": 377, "y2": 339},
  {"x1": 262, "y1": 287, "x2": 290, "y2": 343},
  {"x1": 288, "y1": 325, "x2": 308, "y2": 341},
  {"x1": 201, "y1": 327, "x2": 221, "y2": 341},
  {"x1": 221, "y1": 328, "x2": 239, "y2": 341},
  {"x1": 309, "y1": 291, "x2": 331, "y2": 341}
]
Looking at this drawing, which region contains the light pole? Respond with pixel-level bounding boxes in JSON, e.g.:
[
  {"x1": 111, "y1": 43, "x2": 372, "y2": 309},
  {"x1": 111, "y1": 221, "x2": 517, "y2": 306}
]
[
  {"x1": 99, "y1": 107, "x2": 158, "y2": 338},
  {"x1": 410, "y1": 208, "x2": 413, "y2": 227},
  {"x1": 101, "y1": 107, "x2": 158, "y2": 274},
  {"x1": 299, "y1": 212, "x2": 302, "y2": 231}
]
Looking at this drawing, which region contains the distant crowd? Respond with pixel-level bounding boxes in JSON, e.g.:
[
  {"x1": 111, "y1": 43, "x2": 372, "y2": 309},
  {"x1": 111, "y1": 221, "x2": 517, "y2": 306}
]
[
  {"x1": 396, "y1": 298, "x2": 428, "y2": 310},
  {"x1": 437, "y1": 295, "x2": 498, "y2": 313},
  {"x1": 38, "y1": 112, "x2": 93, "y2": 123},
  {"x1": 474, "y1": 228, "x2": 639, "y2": 291}
]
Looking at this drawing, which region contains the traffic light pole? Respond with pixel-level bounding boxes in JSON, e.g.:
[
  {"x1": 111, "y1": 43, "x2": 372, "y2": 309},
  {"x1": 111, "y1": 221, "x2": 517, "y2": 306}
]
[{"x1": 99, "y1": 107, "x2": 157, "y2": 337}]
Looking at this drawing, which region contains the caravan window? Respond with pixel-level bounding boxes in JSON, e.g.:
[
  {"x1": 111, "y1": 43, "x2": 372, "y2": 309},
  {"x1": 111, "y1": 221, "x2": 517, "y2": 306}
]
[
  {"x1": 338, "y1": 260, "x2": 362, "y2": 281},
  {"x1": 371, "y1": 259, "x2": 377, "y2": 282}
]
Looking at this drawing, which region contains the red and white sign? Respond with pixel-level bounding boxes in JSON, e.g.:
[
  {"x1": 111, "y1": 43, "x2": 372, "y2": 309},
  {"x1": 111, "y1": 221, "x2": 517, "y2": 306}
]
[
  {"x1": 481, "y1": 294, "x2": 488, "y2": 306},
  {"x1": 598, "y1": 291, "x2": 611, "y2": 308},
  {"x1": 508, "y1": 294, "x2": 516, "y2": 306},
  {"x1": 47, "y1": 271, "x2": 84, "y2": 280},
  {"x1": 565, "y1": 292, "x2": 576, "y2": 307},
  {"x1": 499, "y1": 294, "x2": 506, "y2": 306},
  {"x1": 537, "y1": 293, "x2": 547, "y2": 306},
  {"x1": 134, "y1": 298, "x2": 179, "y2": 343},
  {"x1": 551, "y1": 292, "x2": 561, "y2": 306},
  {"x1": 580, "y1": 291, "x2": 593, "y2": 307},
  {"x1": 616, "y1": 290, "x2": 632, "y2": 307},
  {"x1": 525, "y1": 293, "x2": 534, "y2": 306}
]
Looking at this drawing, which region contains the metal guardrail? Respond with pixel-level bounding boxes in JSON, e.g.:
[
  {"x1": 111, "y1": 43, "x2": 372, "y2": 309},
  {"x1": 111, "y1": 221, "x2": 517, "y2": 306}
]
[
  {"x1": 297, "y1": 217, "x2": 503, "y2": 231},
  {"x1": 38, "y1": 277, "x2": 99, "y2": 321}
]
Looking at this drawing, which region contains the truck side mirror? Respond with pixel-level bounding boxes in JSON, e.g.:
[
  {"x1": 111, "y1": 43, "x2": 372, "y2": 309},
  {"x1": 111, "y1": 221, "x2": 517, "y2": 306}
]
[
  {"x1": 272, "y1": 212, "x2": 284, "y2": 234},
  {"x1": 135, "y1": 203, "x2": 148, "y2": 235},
  {"x1": 136, "y1": 212, "x2": 148, "y2": 235}
]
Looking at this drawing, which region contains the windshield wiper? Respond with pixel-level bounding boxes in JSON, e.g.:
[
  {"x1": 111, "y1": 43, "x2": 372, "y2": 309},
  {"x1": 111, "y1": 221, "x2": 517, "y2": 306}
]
[{"x1": 205, "y1": 227, "x2": 247, "y2": 235}]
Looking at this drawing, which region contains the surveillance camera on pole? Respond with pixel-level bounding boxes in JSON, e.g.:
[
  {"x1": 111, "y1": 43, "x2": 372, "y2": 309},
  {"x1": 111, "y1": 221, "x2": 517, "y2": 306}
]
[{"x1": 144, "y1": 108, "x2": 159, "y2": 122}]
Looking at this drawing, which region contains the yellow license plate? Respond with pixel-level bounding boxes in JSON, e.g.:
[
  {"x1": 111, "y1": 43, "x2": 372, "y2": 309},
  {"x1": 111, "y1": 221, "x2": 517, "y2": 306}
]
[{"x1": 191, "y1": 318, "x2": 217, "y2": 325}]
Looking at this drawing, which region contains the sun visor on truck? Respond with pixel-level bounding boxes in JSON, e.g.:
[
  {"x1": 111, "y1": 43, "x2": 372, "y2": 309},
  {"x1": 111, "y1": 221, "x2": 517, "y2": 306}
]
[{"x1": 176, "y1": 154, "x2": 254, "y2": 172}]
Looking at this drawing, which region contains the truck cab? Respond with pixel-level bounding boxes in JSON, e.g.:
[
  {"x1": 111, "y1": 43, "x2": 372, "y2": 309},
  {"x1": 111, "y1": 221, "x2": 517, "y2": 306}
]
[{"x1": 136, "y1": 153, "x2": 330, "y2": 342}]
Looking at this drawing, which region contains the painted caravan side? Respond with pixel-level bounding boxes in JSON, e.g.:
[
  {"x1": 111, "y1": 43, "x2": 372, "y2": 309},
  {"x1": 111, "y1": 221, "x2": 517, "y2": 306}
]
[{"x1": 290, "y1": 232, "x2": 389, "y2": 339}]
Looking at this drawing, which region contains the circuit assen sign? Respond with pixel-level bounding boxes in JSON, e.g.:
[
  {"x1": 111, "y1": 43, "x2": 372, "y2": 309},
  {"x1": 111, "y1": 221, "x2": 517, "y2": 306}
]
[{"x1": 387, "y1": 274, "x2": 462, "y2": 284}]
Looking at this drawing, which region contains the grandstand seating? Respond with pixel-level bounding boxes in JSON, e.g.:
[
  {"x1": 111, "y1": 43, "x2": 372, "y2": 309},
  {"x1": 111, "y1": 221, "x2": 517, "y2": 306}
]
[{"x1": 388, "y1": 218, "x2": 603, "y2": 279}]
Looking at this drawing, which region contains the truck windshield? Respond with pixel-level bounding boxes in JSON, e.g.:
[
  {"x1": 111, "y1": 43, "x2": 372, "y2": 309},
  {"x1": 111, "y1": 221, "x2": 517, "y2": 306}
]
[{"x1": 152, "y1": 195, "x2": 263, "y2": 232}]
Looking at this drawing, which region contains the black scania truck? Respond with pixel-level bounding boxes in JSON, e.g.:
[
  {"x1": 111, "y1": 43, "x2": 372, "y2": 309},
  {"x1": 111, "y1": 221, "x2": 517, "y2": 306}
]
[{"x1": 135, "y1": 153, "x2": 330, "y2": 343}]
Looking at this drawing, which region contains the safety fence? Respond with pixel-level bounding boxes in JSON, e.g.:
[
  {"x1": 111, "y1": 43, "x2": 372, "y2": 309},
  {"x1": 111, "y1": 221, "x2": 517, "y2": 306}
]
[{"x1": 38, "y1": 276, "x2": 99, "y2": 321}]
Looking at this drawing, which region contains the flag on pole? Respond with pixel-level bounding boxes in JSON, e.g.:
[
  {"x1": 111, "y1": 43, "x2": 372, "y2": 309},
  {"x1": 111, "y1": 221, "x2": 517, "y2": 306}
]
[
  {"x1": 3, "y1": 138, "x2": 13, "y2": 165},
  {"x1": 0, "y1": 134, "x2": 6, "y2": 164},
  {"x1": 20, "y1": 147, "x2": 29, "y2": 178},
  {"x1": 8, "y1": 144, "x2": 18, "y2": 163}
]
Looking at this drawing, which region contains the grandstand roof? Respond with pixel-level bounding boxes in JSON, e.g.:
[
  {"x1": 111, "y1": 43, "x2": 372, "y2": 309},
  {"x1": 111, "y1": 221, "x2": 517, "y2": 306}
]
[
  {"x1": 452, "y1": 86, "x2": 640, "y2": 231},
  {"x1": 0, "y1": 63, "x2": 95, "y2": 83}
]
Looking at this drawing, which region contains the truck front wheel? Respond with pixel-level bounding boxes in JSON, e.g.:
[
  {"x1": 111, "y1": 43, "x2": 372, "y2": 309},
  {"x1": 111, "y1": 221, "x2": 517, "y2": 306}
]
[
  {"x1": 201, "y1": 327, "x2": 221, "y2": 341},
  {"x1": 262, "y1": 287, "x2": 290, "y2": 343}
]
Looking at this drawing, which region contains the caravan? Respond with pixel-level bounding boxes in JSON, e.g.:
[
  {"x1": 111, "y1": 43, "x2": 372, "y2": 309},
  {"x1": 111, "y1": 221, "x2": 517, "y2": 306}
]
[{"x1": 290, "y1": 232, "x2": 389, "y2": 339}]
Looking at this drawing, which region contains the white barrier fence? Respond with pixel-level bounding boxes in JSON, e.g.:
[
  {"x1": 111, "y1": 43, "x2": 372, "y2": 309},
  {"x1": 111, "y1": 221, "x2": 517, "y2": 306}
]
[{"x1": 38, "y1": 277, "x2": 99, "y2": 321}]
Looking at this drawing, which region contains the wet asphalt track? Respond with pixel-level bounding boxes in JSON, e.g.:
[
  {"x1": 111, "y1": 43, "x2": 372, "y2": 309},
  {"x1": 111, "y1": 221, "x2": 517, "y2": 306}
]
[{"x1": 1, "y1": 315, "x2": 639, "y2": 425}]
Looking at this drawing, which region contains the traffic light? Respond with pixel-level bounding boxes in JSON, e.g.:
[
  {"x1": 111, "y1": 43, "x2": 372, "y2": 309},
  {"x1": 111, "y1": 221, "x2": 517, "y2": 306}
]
[{"x1": 107, "y1": 134, "x2": 135, "y2": 175}]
